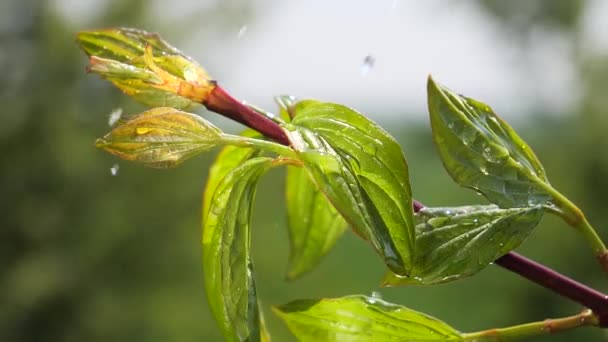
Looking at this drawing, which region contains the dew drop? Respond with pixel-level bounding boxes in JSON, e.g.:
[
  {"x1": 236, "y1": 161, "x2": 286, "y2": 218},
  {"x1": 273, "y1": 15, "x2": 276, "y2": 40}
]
[
  {"x1": 136, "y1": 127, "x2": 154, "y2": 135},
  {"x1": 371, "y1": 291, "x2": 382, "y2": 300},
  {"x1": 360, "y1": 55, "x2": 375, "y2": 76},
  {"x1": 237, "y1": 25, "x2": 248, "y2": 39},
  {"x1": 108, "y1": 108, "x2": 123, "y2": 126},
  {"x1": 110, "y1": 163, "x2": 120, "y2": 176}
]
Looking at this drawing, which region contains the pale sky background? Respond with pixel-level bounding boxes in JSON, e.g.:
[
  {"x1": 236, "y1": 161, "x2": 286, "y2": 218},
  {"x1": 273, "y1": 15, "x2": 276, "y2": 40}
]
[{"x1": 53, "y1": 0, "x2": 608, "y2": 122}]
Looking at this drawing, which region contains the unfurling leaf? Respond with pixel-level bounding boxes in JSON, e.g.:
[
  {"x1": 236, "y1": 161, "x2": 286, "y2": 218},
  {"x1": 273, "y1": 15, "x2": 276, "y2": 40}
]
[
  {"x1": 285, "y1": 165, "x2": 347, "y2": 280},
  {"x1": 96, "y1": 107, "x2": 222, "y2": 168},
  {"x1": 286, "y1": 100, "x2": 415, "y2": 276},
  {"x1": 77, "y1": 28, "x2": 214, "y2": 109},
  {"x1": 383, "y1": 205, "x2": 543, "y2": 286},
  {"x1": 202, "y1": 157, "x2": 275, "y2": 342},
  {"x1": 274, "y1": 295, "x2": 463, "y2": 341},
  {"x1": 427, "y1": 76, "x2": 553, "y2": 209},
  {"x1": 203, "y1": 129, "x2": 263, "y2": 222}
]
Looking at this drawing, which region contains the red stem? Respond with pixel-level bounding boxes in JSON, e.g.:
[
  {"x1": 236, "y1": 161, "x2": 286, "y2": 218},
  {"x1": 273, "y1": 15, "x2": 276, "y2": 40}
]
[
  {"x1": 204, "y1": 86, "x2": 608, "y2": 327},
  {"x1": 204, "y1": 85, "x2": 290, "y2": 145}
]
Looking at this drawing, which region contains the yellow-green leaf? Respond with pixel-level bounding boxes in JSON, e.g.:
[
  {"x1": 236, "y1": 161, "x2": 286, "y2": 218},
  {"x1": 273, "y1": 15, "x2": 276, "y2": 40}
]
[
  {"x1": 285, "y1": 165, "x2": 347, "y2": 280},
  {"x1": 274, "y1": 295, "x2": 463, "y2": 341},
  {"x1": 383, "y1": 205, "x2": 543, "y2": 286},
  {"x1": 427, "y1": 76, "x2": 550, "y2": 208},
  {"x1": 77, "y1": 28, "x2": 213, "y2": 109},
  {"x1": 286, "y1": 100, "x2": 415, "y2": 276},
  {"x1": 203, "y1": 129, "x2": 263, "y2": 222},
  {"x1": 96, "y1": 107, "x2": 222, "y2": 168},
  {"x1": 202, "y1": 157, "x2": 275, "y2": 342}
]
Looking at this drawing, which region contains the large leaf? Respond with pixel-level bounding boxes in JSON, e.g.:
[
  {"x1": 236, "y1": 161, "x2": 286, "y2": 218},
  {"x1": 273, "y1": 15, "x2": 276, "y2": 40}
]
[
  {"x1": 77, "y1": 28, "x2": 213, "y2": 110},
  {"x1": 274, "y1": 295, "x2": 463, "y2": 341},
  {"x1": 286, "y1": 101, "x2": 415, "y2": 276},
  {"x1": 96, "y1": 107, "x2": 223, "y2": 168},
  {"x1": 285, "y1": 165, "x2": 348, "y2": 280},
  {"x1": 202, "y1": 157, "x2": 275, "y2": 342},
  {"x1": 383, "y1": 205, "x2": 543, "y2": 286},
  {"x1": 427, "y1": 76, "x2": 552, "y2": 208},
  {"x1": 203, "y1": 129, "x2": 263, "y2": 222}
]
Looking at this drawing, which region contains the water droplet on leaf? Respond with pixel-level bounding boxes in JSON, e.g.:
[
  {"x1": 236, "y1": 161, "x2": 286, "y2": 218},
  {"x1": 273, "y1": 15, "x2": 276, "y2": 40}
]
[{"x1": 136, "y1": 127, "x2": 155, "y2": 135}]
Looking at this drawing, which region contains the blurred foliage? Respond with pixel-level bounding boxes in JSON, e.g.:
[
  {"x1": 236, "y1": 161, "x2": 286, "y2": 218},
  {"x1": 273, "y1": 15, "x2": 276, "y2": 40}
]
[{"x1": 1, "y1": 0, "x2": 608, "y2": 341}]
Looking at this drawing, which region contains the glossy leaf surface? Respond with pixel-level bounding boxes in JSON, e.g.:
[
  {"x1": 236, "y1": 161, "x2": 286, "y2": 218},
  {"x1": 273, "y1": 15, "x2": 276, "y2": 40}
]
[
  {"x1": 427, "y1": 77, "x2": 551, "y2": 208},
  {"x1": 383, "y1": 205, "x2": 543, "y2": 286},
  {"x1": 77, "y1": 28, "x2": 213, "y2": 109},
  {"x1": 274, "y1": 295, "x2": 462, "y2": 341},
  {"x1": 287, "y1": 101, "x2": 415, "y2": 276},
  {"x1": 203, "y1": 129, "x2": 263, "y2": 222},
  {"x1": 285, "y1": 165, "x2": 348, "y2": 280},
  {"x1": 202, "y1": 157, "x2": 274, "y2": 342},
  {"x1": 96, "y1": 107, "x2": 222, "y2": 168}
]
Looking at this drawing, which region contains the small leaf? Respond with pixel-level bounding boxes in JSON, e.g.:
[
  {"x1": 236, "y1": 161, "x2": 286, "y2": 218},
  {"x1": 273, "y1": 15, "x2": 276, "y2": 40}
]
[
  {"x1": 274, "y1": 295, "x2": 463, "y2": 341},
  {"x1": 96, "y1": 107, "x2": 222, "y2": 168},
  {"x1": 286, "y1": 101, "x2": 415, "y2": 276},
  {"x1": 77, "y1": 28, "x2": 214, "y2": 109},
  {"x1": 203, "y1": 129, "x2": 263, "y2": 222},
  {"x1": 285, "y1": 165, "x2": 348, "y2": 280},
  {"x1": 202, "y1": 157, "x2": 275, "y2": 342},
  {"x1": 274, "y1": 94, "x2": 298, "y2": 121},
  {"x1": 382, "y1": 205, "x2": 543, "y2": 286},
  {"x1": 427, "y1": 76, "x2": 552, "y2": 208}
]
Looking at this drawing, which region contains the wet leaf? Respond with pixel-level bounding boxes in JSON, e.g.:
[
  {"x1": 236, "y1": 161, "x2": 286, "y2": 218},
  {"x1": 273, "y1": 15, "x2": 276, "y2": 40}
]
[
  {"x1": 274, "y1": 95, "x2": 298, "y2": 121},
  {"x1": 427, "y1": 76, "x2": 552, "y2": 208},
  {"x1": 286, "y1": 101, "x2": 415, "y2": 276},
  {"x1": 285, "y1": 165, "x2": 347, "y2": 280},
  {"x1": 96, "y1": 107, "x2": 222, "y2": 168},
  {"x1": 203, "y1": 129, "x2": 263, "y2": 222},
  {"x1": 77, "y1": 28, "x2": 213, "y2": 110},
  {"x1": 202, "y1": 157, "x2": 275, "y2": 342},
  {"x1": 274, "y1": 295, "x2": 462, "y2": 341},
  {"x1": 383, "y1": 205, "x2": 543, "y2": 286}
]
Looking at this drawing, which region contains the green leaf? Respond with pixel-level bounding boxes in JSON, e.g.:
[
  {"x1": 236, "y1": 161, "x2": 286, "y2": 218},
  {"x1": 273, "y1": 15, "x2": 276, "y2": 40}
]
[
  {"x1": 285, "y1": 165, "x2": 348, "y2": 280},
  {"x1": 202, "y1": 157, "x2": 275, "y2": 342},
  {"x1": 203, "y1": 129, "x2": 263, "y2": 222},
  {"x1": 427, "y1": 76, "x2": 551, "y2": 208},
  {"x1": 273, "y1": 295, "x2": 463, "y2": 341},
  {"x1": 96, "y1": 107, "x2": 222, "y2": 168},
  {"x1": 274, "y1": 94, "x2": 298, "y2": 121},
  {"x1": 286, "y1": 101, "x2": 415, "y2": 276},
  {"x1": 77, "y1": 28, "x2": 213, "y2": 110},
  {"x1": 383, "y1": 205, "x2": 543, "y2": 286}
]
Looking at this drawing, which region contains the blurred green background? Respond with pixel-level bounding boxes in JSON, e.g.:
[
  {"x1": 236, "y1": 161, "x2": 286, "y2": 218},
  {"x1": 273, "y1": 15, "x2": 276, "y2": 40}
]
[{"x1": 2, "y1": 0, "x2": 608, "y2": 341}]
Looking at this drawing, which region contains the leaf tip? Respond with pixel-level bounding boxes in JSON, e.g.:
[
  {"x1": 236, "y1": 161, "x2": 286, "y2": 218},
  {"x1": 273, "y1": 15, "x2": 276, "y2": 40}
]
[{"x1": 94, "y1": 138, "x2": 109, "y2": 149}]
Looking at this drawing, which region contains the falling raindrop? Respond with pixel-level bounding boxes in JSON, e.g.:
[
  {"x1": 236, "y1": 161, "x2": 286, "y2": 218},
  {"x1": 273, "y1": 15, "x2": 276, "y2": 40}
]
[
  {"x1": 237, "y1": 25, "x2": 248, "y2": 39},
  {"x1": 360, "y1": 55, "x2": 375, "y2": 76},
  {"x1": 108, "y1": 108, "x2": 123, "y2": 126},
  {"x1": 110, "y1": 163, "x2": 120, "y2": 176}
]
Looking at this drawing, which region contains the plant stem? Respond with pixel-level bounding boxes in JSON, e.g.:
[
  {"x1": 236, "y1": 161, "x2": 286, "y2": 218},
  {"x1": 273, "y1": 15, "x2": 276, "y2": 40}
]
[
  {"x1": 461, "y1": 310, "x2": 598, "y2": 341},
  {"x1": 221, "y1": 134, "x2": 297, "y2": 159},
  {"x1": 542, "y1": 183, "x2": 608, "y2": 272},
  {"x1": 495, "y1": 252, "x2": 608, "y2": 326},
  {"x1": 204, "y1": 84, "x2": 290, "y2": 146}
]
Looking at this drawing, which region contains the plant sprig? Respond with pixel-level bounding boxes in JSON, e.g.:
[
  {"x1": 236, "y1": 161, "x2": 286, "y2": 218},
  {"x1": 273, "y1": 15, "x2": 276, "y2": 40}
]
[{"x1": 77, "y1": 27, "x2": 608, "y2": 341}]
